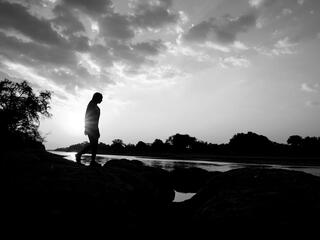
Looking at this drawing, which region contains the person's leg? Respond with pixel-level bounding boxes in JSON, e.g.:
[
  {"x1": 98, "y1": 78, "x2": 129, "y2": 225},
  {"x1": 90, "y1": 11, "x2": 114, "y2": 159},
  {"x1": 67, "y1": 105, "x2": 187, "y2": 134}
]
[
  {"x1": 76, "y1": 140, "x2": 91, "y2": 163},
  {"x1": 88, "y1": 135, "x2": 98, "y2": 163}
]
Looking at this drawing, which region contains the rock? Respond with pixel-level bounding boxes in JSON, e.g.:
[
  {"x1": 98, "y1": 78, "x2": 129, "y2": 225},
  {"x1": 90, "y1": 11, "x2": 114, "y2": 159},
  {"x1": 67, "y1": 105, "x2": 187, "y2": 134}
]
[
  {"x1": 3, "y1": 152, "x2": 174, "y2": 236},
  {"x1": 104, "y1": 159, "x2": 175, "y2": 205},
  {"x1": 174, "y1": 167, "x2": 320, "y2": 235},
  {"x1": 169, "y1": 167, "x2": 221, "y2": 193}
]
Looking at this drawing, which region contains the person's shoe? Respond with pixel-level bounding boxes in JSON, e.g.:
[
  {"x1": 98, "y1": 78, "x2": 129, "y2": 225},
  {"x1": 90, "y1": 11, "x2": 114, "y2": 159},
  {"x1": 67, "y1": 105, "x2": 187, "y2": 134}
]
[
  {"x1": 89, "y1": 160, "x2": 100, "y2": 168},
  {"x1": 75, "y1": 153, "x2": 81, "y2": 164}
]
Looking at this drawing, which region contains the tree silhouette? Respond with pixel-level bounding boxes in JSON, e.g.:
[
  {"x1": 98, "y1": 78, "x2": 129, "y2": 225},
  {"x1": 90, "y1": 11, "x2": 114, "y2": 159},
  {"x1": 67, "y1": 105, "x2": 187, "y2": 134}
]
[
  {"x1": 287, "y1": 135, "x2": 303, "y2": 147},
  {"x1": 151, "y1": 139, "x2": 166, "y2": 152},
  {"x1": 229, "y1": 132, "x2": 274, "y2": 155},
  {"x1": 166, "y1": 133, "x2": 197, "y2": 152},
  {"x1": 136, "y1": 141, "x2": 149, "y2": 153},
  {"x1": 0, "y1": 79, "x2": 51, "y2": 146},
  {"x1": 111, "y1": 139, "x2": 125, "y2": 153}
]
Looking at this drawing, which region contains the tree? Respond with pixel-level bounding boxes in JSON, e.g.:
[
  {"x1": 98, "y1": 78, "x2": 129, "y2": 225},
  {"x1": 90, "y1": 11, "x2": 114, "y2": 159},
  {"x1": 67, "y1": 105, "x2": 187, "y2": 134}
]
[
  {"x1": 0, "y1": 79, "x2": 52, "y2": 143},
  {"x1": 125, "y1": 143, "x2": 136, "y2": 153},
  {"x1": 151, "y1": 139, "x2": 165, "y2": 152},
  {"x1": 110, "y1": 139, "x2": 125, "y2": 153},
  {"x1": 136, "y1": 141, "x2": 149, "y2": 153},
  {"x1": 166, "y1": 133, "x2": 197, "y2": 152},
  {"x1": 229, "y1": 132, "x2": 274, "y2": 155},
  {"x1": 287, "y1": 135, "x2": 303, "y2": 147}
]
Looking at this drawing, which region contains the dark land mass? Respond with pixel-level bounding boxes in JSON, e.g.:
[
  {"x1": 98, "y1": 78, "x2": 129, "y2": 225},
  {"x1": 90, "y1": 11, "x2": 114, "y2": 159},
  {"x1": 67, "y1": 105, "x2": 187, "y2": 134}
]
[
  {"x1": 54, "y1": 132, "x2": 320, "y2": 166},
  {"x1": 4, "y1": 149, "x2": 320, "y2": 237}
]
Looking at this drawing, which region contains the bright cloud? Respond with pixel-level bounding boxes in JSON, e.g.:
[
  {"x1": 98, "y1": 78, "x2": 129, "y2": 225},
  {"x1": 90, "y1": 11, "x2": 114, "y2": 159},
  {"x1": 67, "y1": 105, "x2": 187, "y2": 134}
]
[
  {"x1": 219, "y1": 56, "x2": 251, "y2": 68},
  {"x1": 249, "y1": 0, "x2": 264, "y2": 8},
  {"x1": 301, "y1": 83, "x2": 320, "y2": 93},
  {"x1": 273, "y1": 37, "x2": 298, "y2": 55},
  {"x1": 255, "y1": 37, "x2": 298, "y2": 56}
]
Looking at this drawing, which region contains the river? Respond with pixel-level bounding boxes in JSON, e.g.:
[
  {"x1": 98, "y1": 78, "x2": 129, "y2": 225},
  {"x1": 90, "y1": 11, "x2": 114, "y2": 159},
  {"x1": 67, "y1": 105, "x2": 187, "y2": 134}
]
[{"x1": 51, "y1": 151, "x2": 320, "y2": 202}]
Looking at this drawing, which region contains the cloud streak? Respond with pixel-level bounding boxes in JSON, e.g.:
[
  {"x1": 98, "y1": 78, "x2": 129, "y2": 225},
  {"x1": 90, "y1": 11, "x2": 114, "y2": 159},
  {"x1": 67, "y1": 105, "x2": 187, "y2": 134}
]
[
  {"x1": 0, "y1": 1, "x2": 63, "y2": 46},
  {"x1": 301, "y1": 83, "x2": 320, "y2": 93},
  {"x1": 130, "y1": 0, "x2": 180, "y2": 30},
  {"x1": 183, "y1": 12, "x2": 257, "y2": 45}
]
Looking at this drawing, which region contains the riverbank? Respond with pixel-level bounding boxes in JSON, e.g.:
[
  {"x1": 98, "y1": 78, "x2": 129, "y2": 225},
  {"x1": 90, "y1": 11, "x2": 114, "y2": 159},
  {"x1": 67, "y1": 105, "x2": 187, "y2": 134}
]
[
  {"x1": 4, "y1": 149, "x2": 320, "y2": 236},
  {"x1": 51, "y1": 150, "x2": 320, "y2": 167},
  {"x1": 155, "y1": 153, "x2": 320, "y2": 166}
]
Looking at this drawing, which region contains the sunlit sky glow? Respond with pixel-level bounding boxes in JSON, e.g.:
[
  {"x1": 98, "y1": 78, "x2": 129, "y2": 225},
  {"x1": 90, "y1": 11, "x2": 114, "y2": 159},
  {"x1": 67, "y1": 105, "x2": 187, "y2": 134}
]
[{"x1": 0, "y1": 0, "x2": 320, "y2": 149}]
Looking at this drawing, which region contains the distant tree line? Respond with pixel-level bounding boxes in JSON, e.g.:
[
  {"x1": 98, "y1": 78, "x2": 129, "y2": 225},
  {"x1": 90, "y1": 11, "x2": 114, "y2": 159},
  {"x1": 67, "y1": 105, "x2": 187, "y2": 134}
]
[{"x1": 55, "y1": 132, "x2": 320, "y2": 157}]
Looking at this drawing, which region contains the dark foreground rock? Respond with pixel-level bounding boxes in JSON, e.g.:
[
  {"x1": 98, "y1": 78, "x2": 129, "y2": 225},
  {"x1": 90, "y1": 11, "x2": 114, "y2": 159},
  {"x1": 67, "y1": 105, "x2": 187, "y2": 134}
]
[
  {"x1": 171, "y1": 167, "x2": 320, "y2": 235},
  {"x1": 4, "y1": 151, "x2": 320, "y2": 237},
  {"x1": 169, "y1": 167, "x2": 221, "y2": 193},
  {"x1": 3, "y1": 150, "x2": 174, "y2": 236}
]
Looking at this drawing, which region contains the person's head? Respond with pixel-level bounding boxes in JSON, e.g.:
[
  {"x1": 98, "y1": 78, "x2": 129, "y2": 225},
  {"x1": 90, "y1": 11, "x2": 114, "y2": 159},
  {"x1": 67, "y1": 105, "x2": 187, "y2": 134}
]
[{"x1": 92, "y1": 92, "x2": 103, "y2": 104}]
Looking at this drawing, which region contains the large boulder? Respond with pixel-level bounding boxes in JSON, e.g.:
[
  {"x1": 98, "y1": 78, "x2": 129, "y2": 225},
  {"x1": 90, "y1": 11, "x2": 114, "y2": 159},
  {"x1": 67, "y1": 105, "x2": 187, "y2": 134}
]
[
  {"x1": 103, "y1": 159, "x2": 175, "y2": 205},
  {"x1": 169, "y1": 167, "x2": 221, "y2": 193},
  {"x1": 3, "y1": 151, "x2": 174, "y2": 235},
  {"x1": 173, "y1": 167, "x2": 320, "y2": 235}
]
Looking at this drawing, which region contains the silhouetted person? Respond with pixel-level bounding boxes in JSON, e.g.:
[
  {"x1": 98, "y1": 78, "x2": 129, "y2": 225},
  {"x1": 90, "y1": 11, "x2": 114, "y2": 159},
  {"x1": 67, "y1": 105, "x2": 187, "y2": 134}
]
[{"x1": 76, "y1": 92, "x2": 103, "y2": 166}]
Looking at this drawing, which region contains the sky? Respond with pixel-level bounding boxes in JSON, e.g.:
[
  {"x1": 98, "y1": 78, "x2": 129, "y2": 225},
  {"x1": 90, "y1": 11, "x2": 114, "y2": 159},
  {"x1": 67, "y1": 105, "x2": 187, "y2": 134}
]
[{"x1": 0, "y1": 0, "x2": 320, "y2": 149}]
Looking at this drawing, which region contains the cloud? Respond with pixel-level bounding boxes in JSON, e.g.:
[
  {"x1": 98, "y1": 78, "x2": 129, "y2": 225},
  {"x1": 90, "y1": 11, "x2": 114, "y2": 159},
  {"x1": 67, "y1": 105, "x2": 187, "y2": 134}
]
[
  {"x1": 0, "y1": 28, "x2": 108, "y2": 91},
  {"x1": 255, "y1": 37, "x2": 298, "y2": 56},
  {"x1": 232, "y1": 41, "x2": 249, "y2": 51},
  {"x1": 100, "y1": 13, "x2": 135, "y2": 41},
  {"x1": 202, "y1": 42, "x2": 231, "y2": 52},
  {"x1": 104, "y1": 39, "x2": 167, "y2": 69},
  {"x1": 108, "y1": 61, "x2": 186, "y2": 90},
  {"x1": 248, "y1": 0, "x2": 277, "y2": 8},
  {"x1": 248, "y1": 0, "x2": 320, "y2": 42},
  {"x1": 0, "y1": 1, "x2": 63, "y2": 46},
  {"x1": 59, "y1": 0, "x2": 113, "y2": 16},
  {"x1": 219, "y1": 56, "x2": 251, "y2": 68},
  {"x1": 301, "y1": 83, "x2": 320, "y2": 93},
  {"x1": 0, "y1": 0, "x2": 179, "y2": 95},
  {"x1": 52, "y1": 4, "x2": 86, "y2": 38},
  {"x1": 183, "y1": 12, "x2": 257, "y2": 45},
  {"x1": 282, "y1": 8, "x2": 293, "y2": 16},
  {"x1": 165, "y1": 41, "x2": 212, "y2": 62},
  {"x1": 132, "y1": 40, "x2": 167, "y2": 56},
  {"x1": 130, "y1": 0, "x2": 181, "y2": 30},
  {"x1": 272, "y1": 37, "x2": 297, "y2": 55},
  {"x1": 0, "y1": 32, "x2": 76, "y2": 67},
  {"x1": 182, "y1": 21, "x2": 212, "y2": 43},
  {"x1": 306, "y1": 100, "x2": 320, "y2": 107}
]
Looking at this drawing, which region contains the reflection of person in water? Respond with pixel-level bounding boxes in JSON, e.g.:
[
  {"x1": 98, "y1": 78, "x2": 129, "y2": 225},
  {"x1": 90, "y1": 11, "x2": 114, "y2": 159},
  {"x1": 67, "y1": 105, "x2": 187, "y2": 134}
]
[{"x1": 76, "y1": 92, "x2": 103, "y2": 166}]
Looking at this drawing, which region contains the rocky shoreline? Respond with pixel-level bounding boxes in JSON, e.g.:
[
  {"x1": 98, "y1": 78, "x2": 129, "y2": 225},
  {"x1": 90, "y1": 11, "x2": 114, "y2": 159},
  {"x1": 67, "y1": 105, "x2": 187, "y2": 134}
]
[{"x1": 3, "y1": 150, "x2": 320, "y2": 236}]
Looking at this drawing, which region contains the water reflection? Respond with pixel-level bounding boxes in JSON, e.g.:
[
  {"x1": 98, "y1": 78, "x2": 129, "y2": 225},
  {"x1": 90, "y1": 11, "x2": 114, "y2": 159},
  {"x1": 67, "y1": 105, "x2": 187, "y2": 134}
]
[
  {"x1": 52, "y1": 151, "x2": 320, "y2": 202},
  {"x1": 52, "y1": 151, "x2": 320, "y2": 177}
]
